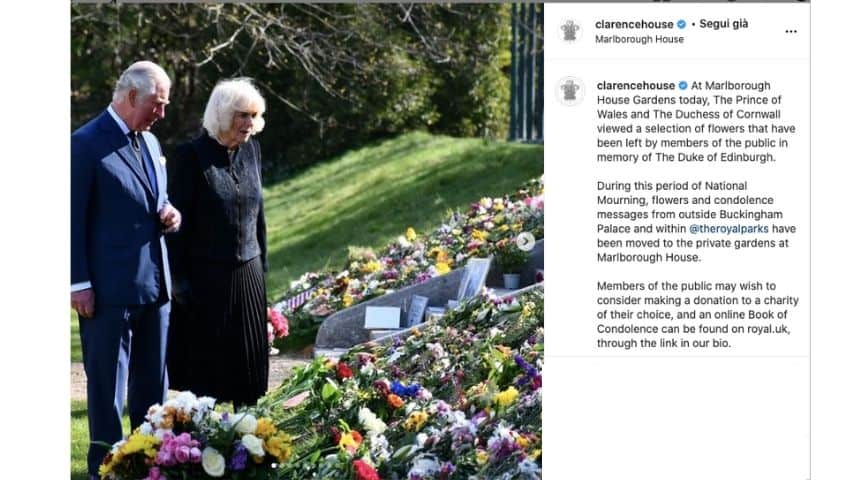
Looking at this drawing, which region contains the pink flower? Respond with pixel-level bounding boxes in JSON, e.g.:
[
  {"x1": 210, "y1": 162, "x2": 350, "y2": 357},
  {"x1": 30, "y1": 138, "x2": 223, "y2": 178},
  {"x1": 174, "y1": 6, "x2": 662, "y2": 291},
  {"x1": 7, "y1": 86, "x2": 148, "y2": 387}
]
[
  {"x1": 189, "y1": 447, "x2": 202, "y2": 463},
  {"x1": 157, "y1": 431, "x2": 201, "y2": 466},
  {"x1": 156, "y1": 449, "x2": 176, "y2": 466},
  {"x1": 175, "y1": 445, "x2": 190, "y2": 463},
  {"x1": 267, "y1": 307, "x2": 290, "y2": 338},
  {"x1": 146, "y1": 467, "x2": 162, "y2": 480}
]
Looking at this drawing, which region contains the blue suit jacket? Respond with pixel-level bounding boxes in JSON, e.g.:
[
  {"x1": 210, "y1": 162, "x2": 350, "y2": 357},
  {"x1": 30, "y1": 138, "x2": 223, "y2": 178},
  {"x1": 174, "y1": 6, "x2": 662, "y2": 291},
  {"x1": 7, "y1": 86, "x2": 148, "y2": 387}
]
[{"x1": 71, "y1": 110, "x2": 172, "y2": 305}]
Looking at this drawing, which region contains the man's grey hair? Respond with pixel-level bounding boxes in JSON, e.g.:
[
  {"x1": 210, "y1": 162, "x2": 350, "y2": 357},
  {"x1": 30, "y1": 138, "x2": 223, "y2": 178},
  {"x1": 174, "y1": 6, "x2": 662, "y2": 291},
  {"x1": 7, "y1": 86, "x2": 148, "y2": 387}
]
[
  {"x1": 112, "y1": 61, "x2": 171, "y2": 103},
  {"x1": 202, "y1": 78, "x2": 267, "y2": 138}
]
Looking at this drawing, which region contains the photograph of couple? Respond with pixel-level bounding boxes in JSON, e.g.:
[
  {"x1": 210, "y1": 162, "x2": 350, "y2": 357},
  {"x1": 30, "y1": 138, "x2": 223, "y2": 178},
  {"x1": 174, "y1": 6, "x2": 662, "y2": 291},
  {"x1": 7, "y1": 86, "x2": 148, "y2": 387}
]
[{"x1": 70, "y1": 4, "x2": 544, "y2": 479}]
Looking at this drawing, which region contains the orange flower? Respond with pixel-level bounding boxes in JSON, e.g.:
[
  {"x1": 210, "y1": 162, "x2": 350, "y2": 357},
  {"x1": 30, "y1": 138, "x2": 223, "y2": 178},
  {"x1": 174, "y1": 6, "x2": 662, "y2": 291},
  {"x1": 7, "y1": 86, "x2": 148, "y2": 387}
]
[{"x1": 387, "y1": 394, "x2": 404, "y2": 409}]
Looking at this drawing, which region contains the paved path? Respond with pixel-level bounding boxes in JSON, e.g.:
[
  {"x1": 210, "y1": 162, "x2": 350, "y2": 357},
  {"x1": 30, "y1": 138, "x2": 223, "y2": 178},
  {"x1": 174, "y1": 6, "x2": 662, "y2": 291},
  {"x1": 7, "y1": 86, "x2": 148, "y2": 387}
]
[{"x1": 70, "y1": 353, "x2": 312, "y2": 401}]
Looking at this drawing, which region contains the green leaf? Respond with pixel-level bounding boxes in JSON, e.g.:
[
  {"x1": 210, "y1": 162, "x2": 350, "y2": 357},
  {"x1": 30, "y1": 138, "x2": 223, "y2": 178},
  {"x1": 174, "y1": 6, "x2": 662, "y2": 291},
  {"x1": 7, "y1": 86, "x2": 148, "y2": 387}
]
[{"x1": 321, "y1": 380, "x2": 338, "y2": 402}]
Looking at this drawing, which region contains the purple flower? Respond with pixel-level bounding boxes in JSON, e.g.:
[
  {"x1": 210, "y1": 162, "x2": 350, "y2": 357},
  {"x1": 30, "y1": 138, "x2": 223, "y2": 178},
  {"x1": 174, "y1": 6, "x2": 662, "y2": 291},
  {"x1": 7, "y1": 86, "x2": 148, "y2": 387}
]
[
  {"x1": 489, "y1": 437, "x2": 521, "y2": 462},
  {"x1": 229, "y1": 443, "x2": 248, "y2": 471},
  {"x1": 415, "y1": 272, "x2": 432, "y2": 284},
  {"x1": 175, "y1": 445, "x2": 190, "y2": 463},
  {"x1": 439, "y1": 461, "x2": 456, "y2": 478}
]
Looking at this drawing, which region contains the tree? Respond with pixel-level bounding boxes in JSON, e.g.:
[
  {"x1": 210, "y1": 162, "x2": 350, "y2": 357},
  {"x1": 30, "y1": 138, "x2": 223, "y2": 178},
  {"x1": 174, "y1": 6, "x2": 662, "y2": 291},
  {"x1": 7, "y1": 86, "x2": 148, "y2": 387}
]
[{"x1": 71, "y1": 4, "x2": 512, "y2": 173}]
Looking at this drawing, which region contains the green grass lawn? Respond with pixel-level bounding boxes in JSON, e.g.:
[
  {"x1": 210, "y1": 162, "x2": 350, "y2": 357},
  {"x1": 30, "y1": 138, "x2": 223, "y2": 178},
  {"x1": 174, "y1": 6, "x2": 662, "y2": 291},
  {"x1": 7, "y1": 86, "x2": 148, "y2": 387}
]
[
  {"x1": 71, "y1": 311, "x2": 82, "y2": 363},
  {"x1": 70, "y1": 132, "x2": 543, "y2": 361},
  {"x1": 71, "y1": 400, "x2": 130, "y2": 480},
  {"x1": 262, "y1": 131, "x2": 543, "y2": 299}
]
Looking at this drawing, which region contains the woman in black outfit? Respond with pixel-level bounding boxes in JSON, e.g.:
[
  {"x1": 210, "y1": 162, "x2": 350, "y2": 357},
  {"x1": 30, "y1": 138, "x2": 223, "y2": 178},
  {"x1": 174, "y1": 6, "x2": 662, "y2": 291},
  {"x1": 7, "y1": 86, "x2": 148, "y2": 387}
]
[{"x1": 166, "y1": 78, "x2": 269, "y2": 407}]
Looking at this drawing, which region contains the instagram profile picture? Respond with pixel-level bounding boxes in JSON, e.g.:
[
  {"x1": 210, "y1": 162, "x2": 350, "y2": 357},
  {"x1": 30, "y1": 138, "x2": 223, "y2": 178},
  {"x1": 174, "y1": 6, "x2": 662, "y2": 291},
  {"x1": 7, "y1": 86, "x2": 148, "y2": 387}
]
[
  {"x1": 556, "y1": 76, "x2": 584, "y2": 106},
  {"x1": 560, "y1": 19, "x2": 582, "y2": 43}
]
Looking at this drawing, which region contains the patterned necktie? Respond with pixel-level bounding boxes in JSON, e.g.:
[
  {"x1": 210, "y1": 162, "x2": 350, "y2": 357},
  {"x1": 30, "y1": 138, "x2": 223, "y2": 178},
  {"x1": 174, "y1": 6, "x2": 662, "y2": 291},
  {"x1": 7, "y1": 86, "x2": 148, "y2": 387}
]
[
  {"x1": 128, "y1": 131, "x2": 157, "y2": 195},
  {"x1": 128, "y1": 131, "x2": 140, "y2": 152}
]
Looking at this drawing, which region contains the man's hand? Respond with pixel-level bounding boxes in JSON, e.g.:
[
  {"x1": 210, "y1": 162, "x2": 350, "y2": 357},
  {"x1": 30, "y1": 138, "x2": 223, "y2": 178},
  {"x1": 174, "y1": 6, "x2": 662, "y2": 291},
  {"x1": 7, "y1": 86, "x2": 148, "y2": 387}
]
[
  {"x1": 71, "y1": 289, "x2": 95, "y2": 319},
  {"x1": 159, "y1": 204, "x2": 182, "y2": 233}
]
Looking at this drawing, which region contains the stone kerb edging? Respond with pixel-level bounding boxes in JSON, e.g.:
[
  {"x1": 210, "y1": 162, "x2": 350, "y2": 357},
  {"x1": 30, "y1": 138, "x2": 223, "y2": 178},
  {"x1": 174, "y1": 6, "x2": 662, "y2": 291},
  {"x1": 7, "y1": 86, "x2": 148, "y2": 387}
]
[
  {"x1": 313, "y1": 238, "x2": 544, "y2": 358},
  {"x1": 314, "y1": 267, "x2": 468, "y2": 351}
]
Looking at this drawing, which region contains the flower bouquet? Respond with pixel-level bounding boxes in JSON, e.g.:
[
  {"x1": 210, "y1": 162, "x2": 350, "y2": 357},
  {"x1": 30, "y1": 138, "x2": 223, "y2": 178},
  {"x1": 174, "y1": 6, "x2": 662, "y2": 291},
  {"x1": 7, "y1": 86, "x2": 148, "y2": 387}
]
[
  {"x1": 267, "y1": 307, "x2": 290, "y2": 355},
  {"x1": 98, "y1": 392, "x2": 294, "y2": 479}
]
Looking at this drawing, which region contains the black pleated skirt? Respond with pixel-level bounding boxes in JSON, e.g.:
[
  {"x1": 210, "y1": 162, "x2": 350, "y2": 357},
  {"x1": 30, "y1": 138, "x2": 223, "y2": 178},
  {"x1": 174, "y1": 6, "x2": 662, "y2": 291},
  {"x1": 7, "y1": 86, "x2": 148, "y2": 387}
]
[{"x1": 167, "y1": 256, "x2": 268, "y2": 406}]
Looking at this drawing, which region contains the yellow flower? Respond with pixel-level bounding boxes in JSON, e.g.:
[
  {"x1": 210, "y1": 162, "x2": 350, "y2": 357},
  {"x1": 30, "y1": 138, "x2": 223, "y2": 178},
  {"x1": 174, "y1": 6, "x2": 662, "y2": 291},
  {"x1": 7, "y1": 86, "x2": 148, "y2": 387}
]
[
  {"x1": 405, "y1": 227, "x2": 417, "y2": 241},
  {"x1": 435, "y1": 262, "x2": 451, "y2": 275},
  {"x1": 530, "y1": 449, "x2": 542, "y2": 460},
  {"x1": 515, "y1": 433, "x2": 530, "y2": 449},
  {"x1": 522, "y1": 302, "x2": 535, "y2": 318},
  {"x1": 475, "y1": 449, "x2": 489, "y2": 465},
  {"x1": 255, "y1": 418, "x2": 276, "y2": 439},
  {"x1": 493, "y1": 199, "x2": 505, "y2": 212},
  {"x1": 466, "y1": 381, "x2": 488, "y2": 397},
  {"x1": 471, "y1": 229, "x2": 488, "y2": 241},
  {"x1": 499, "y1": 224, "x2": 510, "y2": 232},
  {"x1": 435, "y1": 250, "x2": 451, "y2": 265},
  {"x1": 495, "y1": 386, "x2": 519, "y2": 407},
  {"x1": 362, "y1": 260, "x2": 382, "y2": 274},
  {"x1": 343, "y1": 293, "x2": 354, "y2": 307},
  {"x1": 495, "y1": 345, "x2": 511, "y2": 358},
  {"x1": 117, "y1": 432, "x2": 161, "y2": 460},
  {"x1": 404, "y1": 411, "x2": 429, "y2": 432},
  {"x1": 511, "y1": 223, "x2": 523, "y2": 232},
  {"x1": 339, "y1": 431, "x2": 362, "y2": 452},
  {"x1": 264, "y1": 431, "x2": 293, "y2": 463}
]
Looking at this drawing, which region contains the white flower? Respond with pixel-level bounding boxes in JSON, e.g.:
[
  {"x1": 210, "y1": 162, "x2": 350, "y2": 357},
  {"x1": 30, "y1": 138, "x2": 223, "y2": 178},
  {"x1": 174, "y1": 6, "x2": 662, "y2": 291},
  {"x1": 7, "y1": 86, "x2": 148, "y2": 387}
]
[
  {"x1": 415, "y1": 433, "x2": 428, "y2": 448},
  {"x1": 139, "y1": 422, "x2": 153, "y2": 436},
  {"x1": 242, "y1": 434, "x2": 265, "y2": 457},
  {"x1": 517, "y1": 458, "x2": 542, "y2": 477},
  {"x1": 416, "y1": 388, "x2": 433, "y2": 401},
  {"x1": 360, "y1": 362, "x2": 376, "y2": 376},
  {"x1": 398, "y1": 236, "x2": 412, "y2": 248},
  {"x1": 487, "y1": 424, "x2": 515, "y2": 451},
  {"x1": 198, "y1": 396, "x2": 216, "y2": 411},
  {"x1": 173, "y1": 391, "x2": 198, "y2": 411},
  {"x1": 201, "y1": 447, "x2": 226, "y2": 477},
  {"x1": 232, "y1": 412, "x2": 257, "y2": 435},
  {"x1": 193, "y1": 396, "x2": 217, "y2": 424},
  {"x1": 369, "y1": 434, "x2": 391, "y2": 462},
  {"x1": 110, "y1": 439, "x2": 126, "y2": 455},
  {"x1": 358, "y1": 407, "x2": 387, "y2": 436},
  {"x1": 387, "y1": 349, "x2": 404, "y2": 364},
  {"x1": 408, "y1": 453, "x2": 440, "y2": 478}
]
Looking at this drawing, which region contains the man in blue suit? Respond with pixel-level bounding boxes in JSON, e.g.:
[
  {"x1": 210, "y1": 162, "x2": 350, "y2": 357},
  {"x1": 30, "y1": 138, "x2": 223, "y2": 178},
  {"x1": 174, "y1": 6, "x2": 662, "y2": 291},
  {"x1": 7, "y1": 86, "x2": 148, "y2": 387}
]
[{"x1": 71, "y1": 60, "x2": 181, "y2": 479}]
